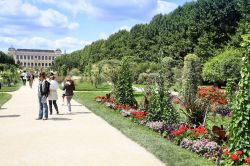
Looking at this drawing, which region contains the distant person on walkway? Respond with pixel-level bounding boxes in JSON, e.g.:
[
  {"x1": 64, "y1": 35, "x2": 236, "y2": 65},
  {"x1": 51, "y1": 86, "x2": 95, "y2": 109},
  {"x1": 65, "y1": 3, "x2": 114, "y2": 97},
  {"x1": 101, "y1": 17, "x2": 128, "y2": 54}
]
[
  {"x1": 28, "y1": 73, "x2": 35, "y2": 88},
  {"x1": 48, "y1": 75, "x2": 59, "y2": 115},
  {"x1": 37, "y1": 72, "x2": 49, "y2": 120},
  {"x1": 63, "y1": 77, "x2": 75, "y2": 113},
  {"x1": 21, "y1": 71, "x2": 27, "y2": 86}
]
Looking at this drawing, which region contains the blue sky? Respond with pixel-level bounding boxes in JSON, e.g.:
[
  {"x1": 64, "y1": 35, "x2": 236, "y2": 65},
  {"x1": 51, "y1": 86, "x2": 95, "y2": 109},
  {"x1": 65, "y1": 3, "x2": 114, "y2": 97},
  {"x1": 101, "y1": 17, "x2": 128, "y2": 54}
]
[{"x1": 0, "y1": 0, "x2": 193, "y2": 53}]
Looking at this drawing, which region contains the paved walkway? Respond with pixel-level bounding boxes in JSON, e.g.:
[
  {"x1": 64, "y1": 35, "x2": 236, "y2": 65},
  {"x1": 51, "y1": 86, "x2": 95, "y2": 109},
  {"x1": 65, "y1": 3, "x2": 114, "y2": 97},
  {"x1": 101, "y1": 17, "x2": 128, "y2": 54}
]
[{"x1": 0, "y1": 79, "x2": 164, "y2": 166}]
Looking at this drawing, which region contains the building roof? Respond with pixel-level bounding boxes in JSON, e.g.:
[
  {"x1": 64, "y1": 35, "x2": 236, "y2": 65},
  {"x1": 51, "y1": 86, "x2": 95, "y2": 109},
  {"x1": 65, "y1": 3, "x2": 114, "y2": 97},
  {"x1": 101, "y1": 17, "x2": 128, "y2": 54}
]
[{"x1": 16, "y1": 49, "x2": 56, "y2": 53}]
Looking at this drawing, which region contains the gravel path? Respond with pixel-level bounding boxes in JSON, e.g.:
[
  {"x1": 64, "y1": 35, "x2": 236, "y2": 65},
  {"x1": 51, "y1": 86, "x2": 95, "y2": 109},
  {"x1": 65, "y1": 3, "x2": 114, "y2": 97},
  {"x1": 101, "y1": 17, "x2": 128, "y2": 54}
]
[{"x1": 0, "y1": 79, "x2": 164, "y2": 166}]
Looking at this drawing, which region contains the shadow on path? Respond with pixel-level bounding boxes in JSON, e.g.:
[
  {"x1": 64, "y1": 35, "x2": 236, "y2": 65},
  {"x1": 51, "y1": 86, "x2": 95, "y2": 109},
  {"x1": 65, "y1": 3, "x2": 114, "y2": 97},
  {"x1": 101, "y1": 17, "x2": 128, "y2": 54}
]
[
  {"x1": 0, "y1": 115, "x2": 20, "y2": 118},
  {"x1": 50, "y1": 117, "x2": 72, "y2": 121},
  {"x1": 0, "y1": 108, "x2": 7, "y2": 110}
]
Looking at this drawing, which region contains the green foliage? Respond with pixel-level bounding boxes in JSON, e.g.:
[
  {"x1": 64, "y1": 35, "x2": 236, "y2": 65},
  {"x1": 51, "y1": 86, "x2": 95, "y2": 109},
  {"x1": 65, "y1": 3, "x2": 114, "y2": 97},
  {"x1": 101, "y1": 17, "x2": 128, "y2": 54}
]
[
  {"x1": 116, "y1": 57, "x2": 136, "y2": 106},
  {"x1": 225, "y1": 78, "x2": 237, "y2": 108},
  {"x1": 202, "y1": 48, "x2": 243, "y2": 83},
  {"x1": 69, "y1": 68, "x2": 81, "y2": 76},
  {"x1": 0, "y1": 65, "x2": 19, "y2": 87},
  {"x1": 0, "y1": 51, "x2": 15, "y2": 64},
  {"x1": 147, "y1": 64, "x2": 179, "y2": 124},
  {"x1": 228, "y1": 35, "x2": 250, "y2": 158},
  {"x1": 182, "y1": 54, "x2": 201, "y2": 107},
  {"x1": 59, "y1": 65, "x2": 68, "y2": 76},
  {"x1": 162, "y1": 57, "x2": 175, "y2": 87},
  {"x1": 53, "y1": 0, "x2": 244, "y2": 73}
]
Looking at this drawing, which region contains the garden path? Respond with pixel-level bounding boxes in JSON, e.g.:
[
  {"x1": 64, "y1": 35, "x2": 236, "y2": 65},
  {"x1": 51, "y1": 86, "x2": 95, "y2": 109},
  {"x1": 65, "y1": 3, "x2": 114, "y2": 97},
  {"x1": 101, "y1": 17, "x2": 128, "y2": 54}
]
[{"x1": 0, "y1": 79, "x2": 164, "y2": 166}]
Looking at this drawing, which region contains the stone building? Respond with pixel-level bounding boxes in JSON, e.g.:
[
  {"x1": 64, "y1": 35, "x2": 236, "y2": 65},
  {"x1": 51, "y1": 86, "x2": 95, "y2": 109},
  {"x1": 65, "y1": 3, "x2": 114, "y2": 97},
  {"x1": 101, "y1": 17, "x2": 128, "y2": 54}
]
[{"x1": 8, "y1": 47, "x2": 62, "y2": 68}]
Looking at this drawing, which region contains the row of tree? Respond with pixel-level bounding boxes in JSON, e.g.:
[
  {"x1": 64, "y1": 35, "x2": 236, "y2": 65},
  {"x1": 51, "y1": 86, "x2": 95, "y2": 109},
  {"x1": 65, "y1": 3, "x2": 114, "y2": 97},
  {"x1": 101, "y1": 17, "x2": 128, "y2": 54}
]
[{"x1": 53, "y1": 0, "x2": 248, "y2": 71}]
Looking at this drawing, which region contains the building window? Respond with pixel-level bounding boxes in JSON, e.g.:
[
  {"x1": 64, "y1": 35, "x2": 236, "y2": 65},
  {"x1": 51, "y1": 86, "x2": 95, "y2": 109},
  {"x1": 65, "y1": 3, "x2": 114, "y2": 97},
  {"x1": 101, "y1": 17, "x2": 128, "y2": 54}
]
[
  {"x1": 24, "y1": 62, "x2": 26, "y2": 66},
  {"x1": 42, "y1": 56, "x2": 44, "y2": 60},
  {"x1": 38, "y1": 56, "x2": 41, "y2": 60},
  {"x1": 31, "y1": 56, "x2": 34, "y2": 60},
  {"x1": 16, "y1": 55, "x2": 19, "y2": 59},
  {"x1": 45, "y1": 63, "x2": 48, "y2": 66},
  {"x1": 20, "y1": 62, "x2": 23, "y2": 65},
  {"x1": 27, "y1": 56, "x2": 30, "y2": 60},
  {"x1": 49, "y1": 63, "x2": 51, "y2": 66},
  {"x1": 45, "y1": 56, "x2": 48, "y2": 60},
  {"x1": 35, "y1": 63, "x2": 37, "y2": 66},
  {"x1": 24, "y1": 55, "x2": 26, "y2": 60},
  {"x1": 35, "y1": 56, "x2": 37, "y2": 59},
  {"x1": 42, "y1": 63, "x2": 44, "y2": 66},
  {"x1": 20, "y1": 55, "x2": 23, "y2": 59},
  {"x1": 27, "y1": 63, "x2": 30, "y2": 66},
  {"x1": 31, "y1": 63, "x2": 33, "y2": 66},
  {"x1": 49, "y1": 56, "x2": 51, "y2": 60},
  {"x1": 52, "y1": 56, "x2": 55, "y2": 60}
]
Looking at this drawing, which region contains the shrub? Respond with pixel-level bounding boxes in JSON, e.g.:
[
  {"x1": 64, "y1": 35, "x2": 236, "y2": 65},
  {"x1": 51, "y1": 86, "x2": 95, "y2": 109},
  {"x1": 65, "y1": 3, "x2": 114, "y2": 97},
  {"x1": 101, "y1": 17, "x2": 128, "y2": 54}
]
[
  {"x1": 147, "y1": 64, "x2": 179, "y2": 125},
  {"x1": 182, "y1": 54, "x2": 201, "y2": 108},
  {"x1": 196, "y1": 86, "x2": 228, "y2": 107},
  {"x1": 202, "y1": 48, "x2": 242, "y2": 83},
  {"x1": 116, "y1": 57, "x2": 136, "y2": 106},
  {"x1": 69, "y1": 68, "x2": 81, "y2": 76},
  {"x1": 137, "y1": 73, "x2": 149, "y2": 84}
]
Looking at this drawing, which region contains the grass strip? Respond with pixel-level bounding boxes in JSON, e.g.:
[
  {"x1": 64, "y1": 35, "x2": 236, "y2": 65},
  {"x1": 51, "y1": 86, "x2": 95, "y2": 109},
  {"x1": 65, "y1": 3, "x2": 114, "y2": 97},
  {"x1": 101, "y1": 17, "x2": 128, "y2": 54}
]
[
  {"x1": 0, "y1": 82, "x2": 22, "y2": 92},
  {"x1": 0, "y1": 93, "x2": 12, "y2": 107}
]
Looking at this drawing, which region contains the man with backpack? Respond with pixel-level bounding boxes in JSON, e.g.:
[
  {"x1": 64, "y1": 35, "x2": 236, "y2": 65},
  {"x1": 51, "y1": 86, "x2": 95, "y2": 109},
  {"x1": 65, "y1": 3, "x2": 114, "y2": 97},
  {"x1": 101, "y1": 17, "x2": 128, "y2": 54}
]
[{"x1": 37, "y1": 72, "x2": 50, "y2": 120}]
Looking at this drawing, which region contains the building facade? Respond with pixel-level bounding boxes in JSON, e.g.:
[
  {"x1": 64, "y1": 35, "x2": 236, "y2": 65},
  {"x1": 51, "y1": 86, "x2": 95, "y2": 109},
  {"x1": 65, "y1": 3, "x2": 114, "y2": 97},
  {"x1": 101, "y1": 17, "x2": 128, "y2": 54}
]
[{"x1": 8, "y1": 47, "x2": 62, "y2": 68}]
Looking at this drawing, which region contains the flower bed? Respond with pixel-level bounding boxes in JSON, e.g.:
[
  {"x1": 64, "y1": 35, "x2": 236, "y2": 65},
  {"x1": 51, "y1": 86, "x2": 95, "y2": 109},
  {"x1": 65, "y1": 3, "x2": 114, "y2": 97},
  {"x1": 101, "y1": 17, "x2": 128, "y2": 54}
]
[
  {"x1": 94, "y1": 95, "x2": 224, "y2": 162},
  {"x1": 196, "y1": 86, "x2": 227, "y2": 107}
]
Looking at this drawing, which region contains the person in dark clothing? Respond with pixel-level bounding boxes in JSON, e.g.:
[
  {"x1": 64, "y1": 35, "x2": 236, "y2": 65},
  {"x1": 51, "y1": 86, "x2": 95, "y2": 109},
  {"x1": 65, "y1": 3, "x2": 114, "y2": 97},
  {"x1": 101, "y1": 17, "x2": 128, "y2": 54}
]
[
  {"x1": 62, "y1": 77, "x2": 75, "y2": 114},
  {"x1": 37, "y1": 72, "x2": 49, "y2": 120}
]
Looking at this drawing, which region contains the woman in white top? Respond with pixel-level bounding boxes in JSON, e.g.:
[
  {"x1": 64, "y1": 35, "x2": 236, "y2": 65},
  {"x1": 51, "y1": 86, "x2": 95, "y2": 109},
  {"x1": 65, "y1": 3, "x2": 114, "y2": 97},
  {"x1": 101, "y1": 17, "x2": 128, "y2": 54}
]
[{"x1": 47, "y1": 76, "x2": 59, "y2": 115}]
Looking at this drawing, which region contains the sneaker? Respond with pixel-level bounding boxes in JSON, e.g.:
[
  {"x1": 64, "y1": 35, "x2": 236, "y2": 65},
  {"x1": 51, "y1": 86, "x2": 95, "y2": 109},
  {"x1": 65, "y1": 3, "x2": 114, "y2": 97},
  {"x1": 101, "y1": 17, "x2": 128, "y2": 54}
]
[
  {"x1": 43, "y1": 118, "x2": 48, "y2": 120},
  {"x1": 36, "y1": 118, "x2": 42, "y2": 120}
]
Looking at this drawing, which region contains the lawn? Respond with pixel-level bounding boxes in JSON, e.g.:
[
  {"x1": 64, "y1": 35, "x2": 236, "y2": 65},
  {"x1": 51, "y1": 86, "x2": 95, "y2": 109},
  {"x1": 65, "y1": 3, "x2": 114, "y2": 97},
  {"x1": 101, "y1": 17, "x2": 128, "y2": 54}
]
[
  {"x1": 0, "y1": 93, "x2": 12, "y2": 107},
  {"x1": 75, "y1": 80, "x2": 111, "y2": 91},
  {"x1": 0, "y1": 82, "x2": 22, "y2": 92},
  {"x1": 74, "y1": 91, "x2": 215, "y2": 166}
]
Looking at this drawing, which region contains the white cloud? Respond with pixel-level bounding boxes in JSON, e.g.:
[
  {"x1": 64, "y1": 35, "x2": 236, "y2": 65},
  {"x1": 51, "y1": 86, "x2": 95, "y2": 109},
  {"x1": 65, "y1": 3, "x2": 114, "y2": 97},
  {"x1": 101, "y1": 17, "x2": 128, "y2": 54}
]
[
  {"x1": 0, "y1": 0, "x2": 79, "y2": 37},
  {"x1": 99, "y1": 33, "x2": 109, "y2": 40},
  {"x1": 118, "y1": 25, "x2": 131, "y2": 31},
  {"x1": 39, "y1": 0, "x2": 178, "y2": 20},
  {"x1": 155, "y1": 0, "x2": 178, "y2": 15},
  {"x1": 0, "y1": 36, "x2": 90, "y2": 53}
]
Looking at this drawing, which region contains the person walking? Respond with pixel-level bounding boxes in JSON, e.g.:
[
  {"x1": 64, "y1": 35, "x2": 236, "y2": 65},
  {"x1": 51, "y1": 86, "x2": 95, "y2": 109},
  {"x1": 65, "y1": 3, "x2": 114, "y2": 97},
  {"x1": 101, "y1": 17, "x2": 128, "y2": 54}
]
[
  {"x1": 21, "y1": 71, "x2": 27, "y2": 86},
  {"x1": 37, "y1": 72, "x2": 49, "y2": 120},
  {"x1": 63, "y1": 77, "x2": 75, "y2": 114},
  {"x1": 47, "y1": 75, "x2": 59, "y2": 115},
  {"x1": 28, "y1": 73, "x2": 35, "y2": 88}
]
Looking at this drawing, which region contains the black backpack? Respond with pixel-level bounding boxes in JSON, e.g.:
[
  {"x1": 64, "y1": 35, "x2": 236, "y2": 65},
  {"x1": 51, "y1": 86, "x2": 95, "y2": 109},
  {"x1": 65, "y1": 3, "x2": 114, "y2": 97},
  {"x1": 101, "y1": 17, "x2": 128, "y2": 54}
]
[{"x1": 43, "y1": 80, "x2": 50, "y2": 97}]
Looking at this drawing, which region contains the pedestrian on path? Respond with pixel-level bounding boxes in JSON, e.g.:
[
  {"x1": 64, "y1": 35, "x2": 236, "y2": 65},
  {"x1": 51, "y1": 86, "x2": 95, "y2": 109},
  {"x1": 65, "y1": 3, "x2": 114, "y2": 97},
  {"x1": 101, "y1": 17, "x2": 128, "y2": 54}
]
[
  {"x1": 28, "y1": 73, "x2": 35, "y2": 88},
  {"x1": 63, "y1": 77, "x2": 75, "y2": 113},
  {"x1": 20, "y1": 71, "x2": 27, "y2": 86},
  {"x1": 37, "y1": 72, "x2": 49, "y2": 120},
  {"x1": 47, "y1": 75, "x2": 59, "y2": 115}
]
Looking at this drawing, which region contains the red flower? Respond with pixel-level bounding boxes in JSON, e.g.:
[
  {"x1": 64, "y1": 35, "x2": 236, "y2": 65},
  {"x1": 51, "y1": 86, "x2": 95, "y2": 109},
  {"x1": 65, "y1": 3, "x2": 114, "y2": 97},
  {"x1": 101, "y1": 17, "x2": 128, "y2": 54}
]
[
  {"x1": 196, "y1": 125, "x2": 206, "y2": 134},
  {"x1": 245, "y1": 157, "x2": 250, "y2": 164},
  {"x1": 179, "y1": 125, "x2": 186, "y2": 133},
  {"x1": 237, "y1": 150, "x2": 243, "y2": 155},
  {"x1": 172, "y1": 130, "x2": 180, "y2": 136},
  {"x1": 193, "y1": 132, "x2": 199, "y2": 137},
  {"x1": 230, "y1": 154, "x2": 238, "y2": 161},
  {"x1": 223, "y1": 150, "x2": 229, "y2": 155}
]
